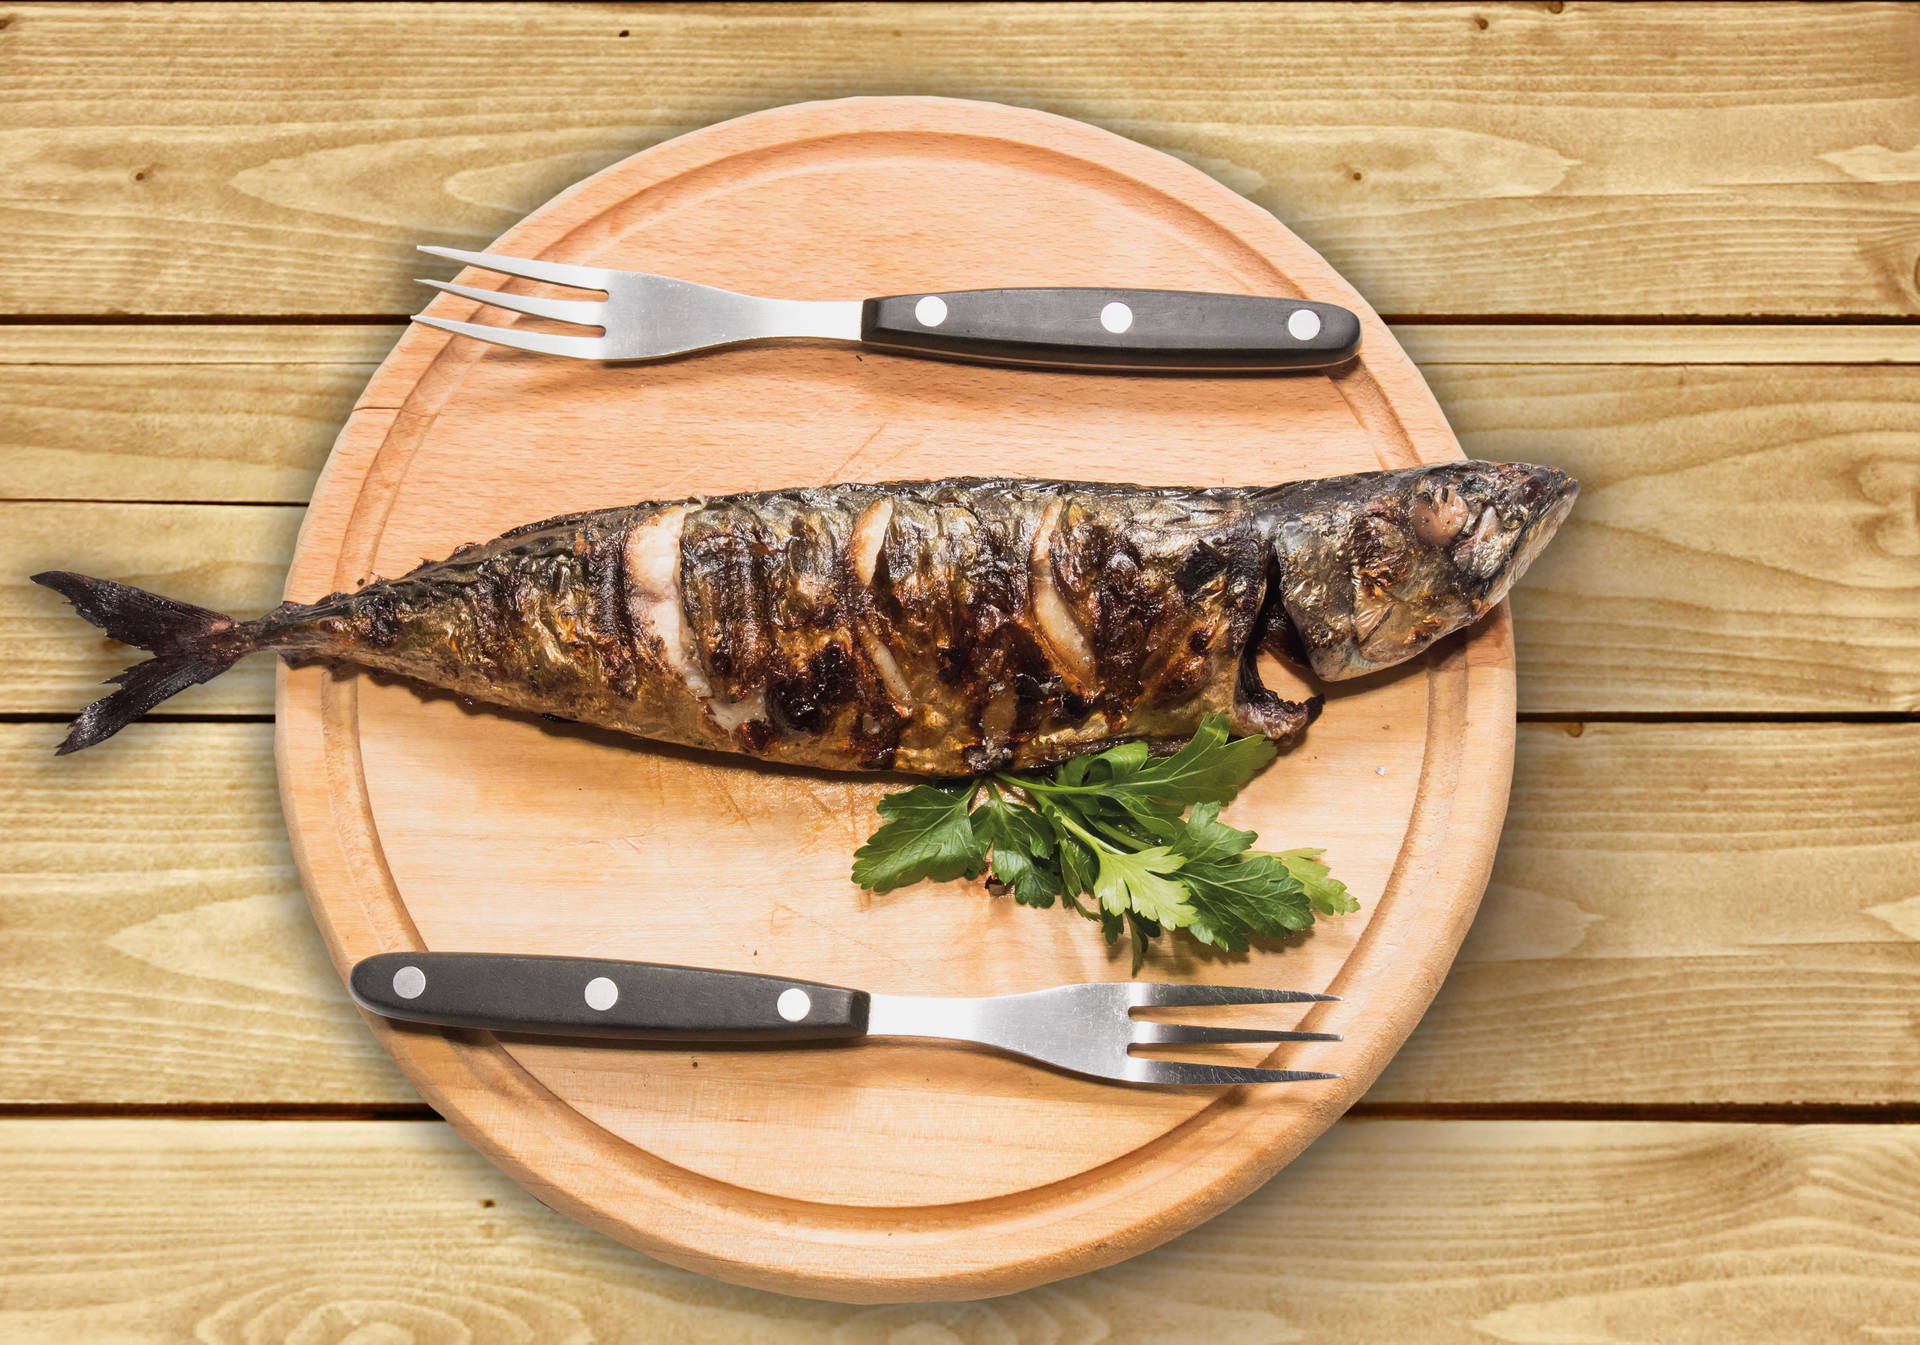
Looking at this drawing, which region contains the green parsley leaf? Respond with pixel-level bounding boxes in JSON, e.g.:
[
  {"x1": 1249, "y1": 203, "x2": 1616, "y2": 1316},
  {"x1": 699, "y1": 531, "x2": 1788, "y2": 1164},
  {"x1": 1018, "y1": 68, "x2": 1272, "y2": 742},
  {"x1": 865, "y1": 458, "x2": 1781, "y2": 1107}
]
[
  {"x1": 1126, "y1": 912, "x2": 1157, "y2": 974},
  {"x1": 1172, "y1": 801, "x2": 1257, "y2": 864},
  {"x1": 1181, "y1": 853, "x2": 1315, "y2": 946},
  {"x1": 1089, "y1": 739, "x2": 1151, "y2": 780},
  {"x1": 1092, "y1": 845, "x2": 1193, "y2": 928},
  {"x1": 850, "y1": 712, "x2": 1358, "y2": 965},
  {"x1": 1111, "y1": 791, "x2": 1187, "y2": 843},
  {"x1": 990, "y1": 845, "x2": 1061, "y2": 907},
  {"x1": 971, "y1": 793, "x2": 1056, "y2": 860},
  {"x1": 849, "y1": 782, "x2": 984, "y2": 893},
  {"x1": 969, "y1": 793, "x2": 1057, "y2": 908},
  {"x1": 1057, "y1": 830, "x2": 1098, "y2": 901},
  {"x1": 1280, "y1": 848, "x2": 1360, "y2": 915},
  {"x1": 1118, "y1": 714, "x2": 1279, "y2": 804}
]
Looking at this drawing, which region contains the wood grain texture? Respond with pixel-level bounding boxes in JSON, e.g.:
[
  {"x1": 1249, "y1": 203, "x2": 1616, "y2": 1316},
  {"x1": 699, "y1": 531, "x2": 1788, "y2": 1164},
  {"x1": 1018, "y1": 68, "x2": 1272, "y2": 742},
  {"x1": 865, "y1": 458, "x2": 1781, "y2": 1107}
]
[
  {"x1": 272, "y1": 94, "x2": 1507, "y2": 1300},
  {"x1": 1374, "y1": 721, "x2": 1920, "y2": 1105},
  {"x1": 0, "y1": 326, "x2": 390, "y2": 502},
  {"x1": 1, "y1": 4, "x2": 1916, "y2": 318},
  {"x1": 1436, "y1": 360, "x2": 1920, "y2": 713},
  {"x1": 4, "y1": 3, "x2": 1912, "y2": 1324},
  {"x1": 1397, "y1": 323, "x2": 1920, "y2": 367},
  {"x1": 8, "y1": 723, "x2": 1915, "y2": 1108},
  {"x1": 2, "y1": 1117, "x2": 1918, "y2": 1341},
  {"x1": 6, "y1": 322, "x2": 1913, "y2": 503},
  {"x1": 0, "y1": 724, "x2": 407, "y2": 1106},
  {"x1": 0, "y1": 501, "x2": 299, "y2": 714}
]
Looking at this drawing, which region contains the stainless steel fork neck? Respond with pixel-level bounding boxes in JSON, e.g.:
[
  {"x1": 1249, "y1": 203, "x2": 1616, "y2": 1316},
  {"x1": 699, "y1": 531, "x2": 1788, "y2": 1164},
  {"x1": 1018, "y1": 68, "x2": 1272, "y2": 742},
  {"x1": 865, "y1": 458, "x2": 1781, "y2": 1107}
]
[
  {"x1": 866, "y1": 993, "x2": 1015, "y2": 1044},
  {"x1": 630, "y1": 278, "x2": 861, "y2": 349},
  {"x1": 867, "y1": 988, "x2": 1134, "y2": 1081},
  {"x1": 731, "y1": 295, "x2": 864, "y2": 342}
]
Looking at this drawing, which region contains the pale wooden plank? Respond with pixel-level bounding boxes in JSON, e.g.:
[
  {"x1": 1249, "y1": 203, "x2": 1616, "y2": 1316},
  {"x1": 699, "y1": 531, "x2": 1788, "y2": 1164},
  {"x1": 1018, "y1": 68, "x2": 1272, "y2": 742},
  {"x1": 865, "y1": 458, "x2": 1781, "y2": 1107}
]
[
  {"x1": 0, "y1": 332, "x2": 385, "y2": 503},
  {"x1": 0, "y1": 723, "x2": 407, "y2": 1105},
  {"x1": 0, "y1": 325, "x2": 398, "y2": 365},
  {"x1": 9, "y1": 341, "x2": 1919, "y2": 713},
  {"x1": 6, "y1": 323, "x2": 1915, "y2": 506},
  {"x1": 6, "y1": 722, "x2": 1915, "y2": 1107},
  {"x1": 1371, "y1": 721, "x2": 1920, "y2": 1105},
  {"x1": 0, "y1": 1118, "x2": 1915, "y2": 1332},
  {"x1": 1434, "y1": 360, "x2": 1920, "y2": 712},
  {"x1": 0, "y1": 502, "x2": 299, "y2": 714},
  {"x1": 2, "y1": 4, "x2": 1916, "y2": 318}
]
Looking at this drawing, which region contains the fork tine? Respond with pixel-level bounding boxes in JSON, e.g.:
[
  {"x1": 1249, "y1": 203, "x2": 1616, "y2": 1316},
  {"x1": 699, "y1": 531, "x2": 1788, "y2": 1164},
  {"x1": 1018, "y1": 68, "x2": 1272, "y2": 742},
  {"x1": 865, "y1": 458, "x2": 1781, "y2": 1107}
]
[
  {"x1": 417, "y1": 278, "x2": 604, "y2": 329},
  {"x1": 1132, "y1": 984, "x2": 1340, "y2": 1008},
  {"x1": 417, "y1": 245, "x2": 612, "y2": 293},
  {"x1": 1128, "y1": 1060, "x2": 1341, "y2": 1086},
  {"x1": 1132, "y1": 1023, "x2": 1342, "y2": 1046},
  {"x1": 410, "y1": 314, "x2": 605, "y2": 360}
]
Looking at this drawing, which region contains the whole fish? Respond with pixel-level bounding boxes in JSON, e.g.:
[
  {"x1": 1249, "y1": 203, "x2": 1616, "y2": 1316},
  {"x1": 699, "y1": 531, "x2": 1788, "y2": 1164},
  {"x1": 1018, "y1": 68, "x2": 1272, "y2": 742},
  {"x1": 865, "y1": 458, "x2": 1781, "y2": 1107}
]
[{"x1": 34, "y1": 462, "x2": 1574, "y2": 774}]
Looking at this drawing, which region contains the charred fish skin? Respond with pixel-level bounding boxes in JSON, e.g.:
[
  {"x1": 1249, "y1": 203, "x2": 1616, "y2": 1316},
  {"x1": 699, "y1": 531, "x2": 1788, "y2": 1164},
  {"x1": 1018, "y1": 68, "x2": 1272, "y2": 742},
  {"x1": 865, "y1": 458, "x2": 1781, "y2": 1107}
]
[
  {"x1": 671, "y1": 480, "x2": 1278, "y2": 774},
  {"x1": 31, "y1": 463, "x2": 1576, "y2": 769},
  {"x1": 272, "y1": 507, "x2": 645, "y2": 714}
]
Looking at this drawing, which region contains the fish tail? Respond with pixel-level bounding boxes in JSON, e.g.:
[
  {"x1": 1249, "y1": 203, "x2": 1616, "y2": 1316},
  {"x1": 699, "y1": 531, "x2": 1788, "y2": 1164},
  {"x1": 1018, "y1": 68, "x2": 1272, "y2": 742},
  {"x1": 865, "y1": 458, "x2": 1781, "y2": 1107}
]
[{"x1": 30, "y1": 571, "x2": 264, "y2": 754}]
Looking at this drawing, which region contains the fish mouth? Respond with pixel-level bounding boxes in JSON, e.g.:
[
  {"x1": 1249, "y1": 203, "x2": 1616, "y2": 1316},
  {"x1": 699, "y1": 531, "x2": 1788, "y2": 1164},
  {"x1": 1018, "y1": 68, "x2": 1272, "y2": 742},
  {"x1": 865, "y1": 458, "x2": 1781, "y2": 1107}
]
[
  {"x1": 1337, "y1": 463, "x2": 1579, "y2": 674},
  {"x1": 1490, "y1": 466, "x2": 1578, "y2": 608}
]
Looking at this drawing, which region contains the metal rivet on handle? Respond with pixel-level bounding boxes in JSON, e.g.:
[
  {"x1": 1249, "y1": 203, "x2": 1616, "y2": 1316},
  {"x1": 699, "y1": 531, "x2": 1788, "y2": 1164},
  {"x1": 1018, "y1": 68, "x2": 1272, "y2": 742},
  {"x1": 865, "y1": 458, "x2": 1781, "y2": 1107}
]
[
  {"x1": 914, "y1": 295, "x2": 948, "y2": 327},
  {"x1": 777, "y1": 988, "x2": 812, "y2": 1022},
  {"x1": 584, "y1": 976, "x2": 619, "y2": 1012},
  {"x1": 391, "y1": 965, "x2": 426, "y2": 1000},
  {"x1": 1100, "y1": 301, "x2": 1133, "y2": 334},
  {"x1": 1287, "y1": 308, "x2": 1322, "y2": 341}
]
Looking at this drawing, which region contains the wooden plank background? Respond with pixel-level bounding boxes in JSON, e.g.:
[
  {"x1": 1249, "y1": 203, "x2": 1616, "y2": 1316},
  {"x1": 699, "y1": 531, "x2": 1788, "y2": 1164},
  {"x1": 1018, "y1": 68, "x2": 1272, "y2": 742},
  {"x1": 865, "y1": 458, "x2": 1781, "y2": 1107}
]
[{"x1": 2, "y1": 2, "x2": 1916, "y2": 1337}]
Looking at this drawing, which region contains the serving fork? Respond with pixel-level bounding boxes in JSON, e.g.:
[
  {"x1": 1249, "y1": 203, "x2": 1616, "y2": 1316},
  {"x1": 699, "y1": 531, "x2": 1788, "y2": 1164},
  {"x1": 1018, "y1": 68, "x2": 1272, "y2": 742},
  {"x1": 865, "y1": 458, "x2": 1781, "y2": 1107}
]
[
  {"x1": 412, "y1": 245, "x2": 1363, "y2": 373},
  {"x1": 351, "y1": 951, "x2": 1342, "y2": 1088}
]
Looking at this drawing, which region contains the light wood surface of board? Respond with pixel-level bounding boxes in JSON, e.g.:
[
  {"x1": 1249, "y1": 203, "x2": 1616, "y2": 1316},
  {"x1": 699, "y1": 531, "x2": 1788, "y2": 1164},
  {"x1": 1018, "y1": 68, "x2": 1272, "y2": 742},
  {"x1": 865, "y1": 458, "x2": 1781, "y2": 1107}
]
[
  {"x1": 276, "y1": 95, "x2": 1512, "y2": 1300},
  {"x1": 6, "y1": 2, "x2": 1917, "y2": 1335}
]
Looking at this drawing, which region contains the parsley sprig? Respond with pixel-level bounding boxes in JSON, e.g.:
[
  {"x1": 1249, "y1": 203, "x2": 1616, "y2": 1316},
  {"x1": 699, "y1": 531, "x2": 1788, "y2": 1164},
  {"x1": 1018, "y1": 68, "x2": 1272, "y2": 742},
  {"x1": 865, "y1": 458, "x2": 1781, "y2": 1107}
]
[{"x1": 850, "y1": 713, "x2": 1358, "y2": 970}]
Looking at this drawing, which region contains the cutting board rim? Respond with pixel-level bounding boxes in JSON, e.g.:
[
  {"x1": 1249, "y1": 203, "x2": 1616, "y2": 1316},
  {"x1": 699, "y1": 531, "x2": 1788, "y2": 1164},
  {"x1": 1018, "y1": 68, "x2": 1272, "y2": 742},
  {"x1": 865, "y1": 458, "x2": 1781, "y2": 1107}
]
[{"x1": 276, "y1": 95, "x2": 1514, "y2": 1302}]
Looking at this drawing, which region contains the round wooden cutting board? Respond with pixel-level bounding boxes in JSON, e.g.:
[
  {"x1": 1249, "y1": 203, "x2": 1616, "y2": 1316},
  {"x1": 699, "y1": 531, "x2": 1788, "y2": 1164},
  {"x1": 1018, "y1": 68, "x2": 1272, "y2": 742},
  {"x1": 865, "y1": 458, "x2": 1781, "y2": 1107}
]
[{"x1": 278, "y1": 97, "x2": 1514, "y2": 1302}]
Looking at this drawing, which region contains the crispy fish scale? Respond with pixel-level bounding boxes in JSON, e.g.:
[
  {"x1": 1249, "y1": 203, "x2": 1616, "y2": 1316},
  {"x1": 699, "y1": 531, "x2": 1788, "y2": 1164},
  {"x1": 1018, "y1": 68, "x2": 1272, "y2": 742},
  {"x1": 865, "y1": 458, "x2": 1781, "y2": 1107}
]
[
  {"x1": 1042, "y1": 487, "x2": 1261, "y2": 738},
  {"x1": 294, "y1": 508, "x2": 640, "y2": 716}
]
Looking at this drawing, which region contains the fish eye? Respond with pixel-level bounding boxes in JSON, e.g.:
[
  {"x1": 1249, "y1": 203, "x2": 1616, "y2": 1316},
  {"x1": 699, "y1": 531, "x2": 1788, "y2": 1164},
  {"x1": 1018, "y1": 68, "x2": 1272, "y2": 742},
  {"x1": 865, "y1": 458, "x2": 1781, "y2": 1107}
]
[{"x1": 1409, "y1": 484, "x2": 1470, "y2": 546}]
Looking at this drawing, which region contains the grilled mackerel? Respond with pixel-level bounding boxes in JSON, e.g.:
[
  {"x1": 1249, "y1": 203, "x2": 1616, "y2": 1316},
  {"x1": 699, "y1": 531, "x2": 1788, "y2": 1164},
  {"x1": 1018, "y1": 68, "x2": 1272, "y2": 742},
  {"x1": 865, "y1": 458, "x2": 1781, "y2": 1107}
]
[{"x1": 34, "y1": 462, "x2": 1575, "y2": 773}]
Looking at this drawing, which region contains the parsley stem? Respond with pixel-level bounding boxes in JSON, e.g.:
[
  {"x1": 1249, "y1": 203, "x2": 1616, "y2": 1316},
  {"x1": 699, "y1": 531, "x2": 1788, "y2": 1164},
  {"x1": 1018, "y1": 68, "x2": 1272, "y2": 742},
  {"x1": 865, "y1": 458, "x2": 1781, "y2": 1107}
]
[
  {"x1": 1088, "y1": 815, "x2": 1153, "y2": 851},
  {"x1": 1030, "y1": 794, "x2": 1114, "y2": 856},
  {"x1": 993, "y1": 772, "x2": 1112, "y2": 799}
]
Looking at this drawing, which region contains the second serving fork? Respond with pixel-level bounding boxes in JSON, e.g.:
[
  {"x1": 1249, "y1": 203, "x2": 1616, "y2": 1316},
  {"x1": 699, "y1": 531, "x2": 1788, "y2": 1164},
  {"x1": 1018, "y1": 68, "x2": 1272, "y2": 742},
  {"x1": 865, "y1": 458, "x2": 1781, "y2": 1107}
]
[{"x1": 351, "y1": 951, "x2": 1343, "y2": 1088}]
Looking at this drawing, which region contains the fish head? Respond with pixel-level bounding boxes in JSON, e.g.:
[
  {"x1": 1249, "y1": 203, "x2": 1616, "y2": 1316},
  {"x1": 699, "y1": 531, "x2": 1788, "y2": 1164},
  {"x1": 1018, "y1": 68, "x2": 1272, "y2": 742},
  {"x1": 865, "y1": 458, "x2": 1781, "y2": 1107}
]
[{"x1": 1263, "y1": 461, "x2": 1577, "y2": 680}]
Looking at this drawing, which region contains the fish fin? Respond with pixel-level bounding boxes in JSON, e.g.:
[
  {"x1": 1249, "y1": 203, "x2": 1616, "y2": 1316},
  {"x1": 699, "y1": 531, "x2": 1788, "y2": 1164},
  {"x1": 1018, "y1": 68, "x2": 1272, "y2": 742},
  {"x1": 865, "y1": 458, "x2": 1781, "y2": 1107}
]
[{"x1": 30, "y1": 571, "x2": 257, "y2": 754}]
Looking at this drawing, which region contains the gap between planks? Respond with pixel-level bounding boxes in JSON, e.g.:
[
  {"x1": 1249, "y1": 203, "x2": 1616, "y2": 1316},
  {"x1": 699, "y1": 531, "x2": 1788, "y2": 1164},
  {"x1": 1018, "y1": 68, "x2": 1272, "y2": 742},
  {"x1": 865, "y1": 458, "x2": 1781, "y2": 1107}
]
[
  {"x1": 7, "y1": 1100, "x2": 1920, "y2": 1125},
  {"x1": 2, "y1": 322, "x2": 1917, "y2": 365}
]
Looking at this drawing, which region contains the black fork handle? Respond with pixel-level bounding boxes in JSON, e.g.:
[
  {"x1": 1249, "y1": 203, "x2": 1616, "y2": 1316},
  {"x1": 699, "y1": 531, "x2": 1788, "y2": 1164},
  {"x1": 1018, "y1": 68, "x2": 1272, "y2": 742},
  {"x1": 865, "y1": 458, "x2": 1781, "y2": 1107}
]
[
  {"x1": 860, "y1": 288, "x2": 1362, "y2": 371},
  {"x1": 349, "y1": 952, "x2": 869, "y2": 1042}
]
